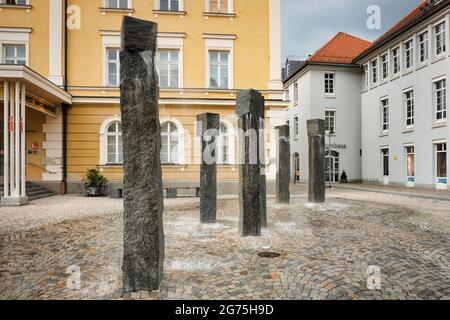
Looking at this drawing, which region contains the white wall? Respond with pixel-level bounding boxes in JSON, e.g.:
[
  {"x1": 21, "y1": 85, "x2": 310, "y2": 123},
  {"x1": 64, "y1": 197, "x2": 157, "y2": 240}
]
[{"x1": 284, "y1": 65, "x2": 363, "y2": 182}]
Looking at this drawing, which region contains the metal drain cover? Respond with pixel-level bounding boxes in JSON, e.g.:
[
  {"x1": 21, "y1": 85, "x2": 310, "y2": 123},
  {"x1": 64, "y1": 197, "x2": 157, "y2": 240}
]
[{"x1": 258, "y1": 252, "x2": 281, "y2": 258}]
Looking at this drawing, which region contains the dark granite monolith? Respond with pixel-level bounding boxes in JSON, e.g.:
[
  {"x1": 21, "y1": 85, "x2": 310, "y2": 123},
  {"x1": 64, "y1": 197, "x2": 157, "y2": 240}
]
[
  {"x1": 259, "y1": 118, "x2": 267, "y2": 228},
  {"x1": 236, "y1": 89, "x2": 265, "y2": 237},
  {"x1": 120, "y1": 16, "x2": 164, "y2": 293},
  {"x1": 197, "y1": 113, "x2": 220, "y2": 224},
  {"x1": 276, "y1": 125, "x2": 290, "y2": 203},
  {"x1": 307, "y1": 119, "x2": 325, "y2": 203}
]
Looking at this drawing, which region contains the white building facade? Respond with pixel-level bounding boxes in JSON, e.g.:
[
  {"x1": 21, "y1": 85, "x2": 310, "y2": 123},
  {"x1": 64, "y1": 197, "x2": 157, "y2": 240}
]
[
  {"x1": 284, "y1": 63, "x2": 363, "y2": 183},
  {"x1": 355, "y1": 1, "x2": 450, "y2": 190}
]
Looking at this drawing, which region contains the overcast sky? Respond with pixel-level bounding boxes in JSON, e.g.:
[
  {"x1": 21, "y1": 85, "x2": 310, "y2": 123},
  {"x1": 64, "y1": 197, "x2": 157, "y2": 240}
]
[{"x1": 281, "y1": 0, "x2": 424, "y2": 61}]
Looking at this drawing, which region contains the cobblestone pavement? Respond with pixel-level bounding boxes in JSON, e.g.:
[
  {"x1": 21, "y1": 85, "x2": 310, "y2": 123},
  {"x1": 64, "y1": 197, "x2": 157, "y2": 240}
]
[{"x1": 0, "y1": 186, "x2": 449, "y2": 300}]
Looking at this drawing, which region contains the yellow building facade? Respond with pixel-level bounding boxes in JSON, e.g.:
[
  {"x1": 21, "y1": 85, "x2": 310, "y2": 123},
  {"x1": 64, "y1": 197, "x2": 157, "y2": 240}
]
[{"x1": 0, "y1": 0, "x2": 285, "y2": 203}]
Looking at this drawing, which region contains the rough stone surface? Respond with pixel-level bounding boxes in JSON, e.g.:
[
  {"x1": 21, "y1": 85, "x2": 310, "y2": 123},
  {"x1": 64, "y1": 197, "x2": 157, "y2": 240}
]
[
  {"x1": 1, "y1": 186, "x2": 450, "y2": 300},
  {"x1": 307, "y1": 119, "x2": 325, "y2": 203},
  {"x1": 120, "y1": 16, "x2": 164, "y2": 293},
  {"x1": 196, "y1": 113, "x2": 220, "y2": 224},
  {"x1": 276, "y1": 125, "x2": 290, "y2": 203},
  {"x1": 236, "y1": 89, "x2": 265, "y2": 237}
]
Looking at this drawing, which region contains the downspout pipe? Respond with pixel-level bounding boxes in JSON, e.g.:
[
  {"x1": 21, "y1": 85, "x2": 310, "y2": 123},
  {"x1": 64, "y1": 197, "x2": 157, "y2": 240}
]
[{"x1": 61, "y1": 0, "x2": 68, "y2": 194}]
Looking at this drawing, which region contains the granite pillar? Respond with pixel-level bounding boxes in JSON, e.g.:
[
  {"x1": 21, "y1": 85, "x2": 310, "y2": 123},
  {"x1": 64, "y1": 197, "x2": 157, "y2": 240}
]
[
  {"x1": 276, "y1": 125, "x2": 290, "y2": 203},
  {"x1": 307, "y1": 119, "x2": 325, "y2": 203},
  {"x1": 197, "y1": 113, "x2": 220, "y2": 224},
  {"x1": 259, "y1": 118, "x2": 267, "y2": 228},
  {"x1": 236, "y1": 89, "x2": 265, "y2": 237},
  {"x1": 120, "y1": 16, "x2": 164, "y2": 293}
]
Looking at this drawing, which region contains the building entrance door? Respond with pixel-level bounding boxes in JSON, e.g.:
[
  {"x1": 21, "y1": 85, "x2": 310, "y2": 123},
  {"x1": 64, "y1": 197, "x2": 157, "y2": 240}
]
[
  {"x1": 325, "y1": 150, "x2": 339, "y2": 183},
  {"x1": 294, "y1": 153, "x2": 300, "y2": 183}
]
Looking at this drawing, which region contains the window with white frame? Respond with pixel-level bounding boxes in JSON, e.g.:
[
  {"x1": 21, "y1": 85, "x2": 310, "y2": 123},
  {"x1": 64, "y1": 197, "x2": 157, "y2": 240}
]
[
  {"x1": 161, "y1": 122, "x2": 179, "y2": 164},
  {"x1": 436, "y1": 143, "x2": 447, "y2": 179},
  {"x1": 434, "y1": 21, "x2": 446, "y2": 56},
  {"x1": 2, "y1": 44, "x2": 26, "y2": 65},
  {"x1": 159, "y1": 0, "x2": 180, "y2": 11},
  {"x1": 325, "y1": 110, "x2": 336, "y2": 133},
  {"x1": 294, "y1": 116, "x2": 299, "y2": 137},
  {"x1": 106, "y1": 48, "x2": 120, "y2": 87},
  {"x1": 382, "y1": 148, "x2": 389, "y2": 177},
  {"x1": 324, "y1": 73, "x2": 335, "y2": 94},
  {"x1": 293, "y1": 82, "x2": 298, "y2": 105},
  {"x1": 392, "y1": 47, "x2": 400, "y2": 75},
  {"x1": 434, "y1": 78, "x2": 447, "y2": 121},
  {"x1": 404, "y1": 89, "x2": 414, "y2": 127},
  {"x1": 106, "y1": 122, "x2": 123, "y2": 164},
  {"x1": 404, "y1": 39, "x2": 414, "y2": 69},
  {"x1": 209, "y1": 50, "x2": 229, "y2": 89},
  {"x1": 208, "y1": 0, "x2": 229, "y2": 13},
  {"x1": 371, "y1": 59, "x2": 378, "y2": 84},
  {"x1": 364, "y1": 64, "x2": 369, "y2": 89},
  {"x1": 106, "y1": 0, "x2": 129, "y2": 8},
  {"x1": 381, "y1": 98, "x2": 389, "y2": 131},
  {"x1": 158, "y1": 49, "x2": 179, "y2": 88},
  {"x1": 381, "y1": 53, "x2": 389, "y2": 80},
  {"x1": 217, "y1": 123, "x2": 231, "y2": 164},
  {"x1": 418, "y1": 30, "x2": 429, "y2": 63},
  {"x1": 1, "y1": 0, "x2": 28, "y2": 5}
]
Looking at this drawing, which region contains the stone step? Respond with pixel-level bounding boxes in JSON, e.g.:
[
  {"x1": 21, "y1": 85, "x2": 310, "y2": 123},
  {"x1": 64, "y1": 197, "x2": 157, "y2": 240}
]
[{"x1": 0, "y1": 182, "x2": 56, "y2": 201}]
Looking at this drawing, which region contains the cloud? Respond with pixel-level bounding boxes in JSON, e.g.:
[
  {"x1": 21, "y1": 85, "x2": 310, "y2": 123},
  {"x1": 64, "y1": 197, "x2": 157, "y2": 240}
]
[{"x1": 282, "y1": 0, "x2": 424, "y2": 61}]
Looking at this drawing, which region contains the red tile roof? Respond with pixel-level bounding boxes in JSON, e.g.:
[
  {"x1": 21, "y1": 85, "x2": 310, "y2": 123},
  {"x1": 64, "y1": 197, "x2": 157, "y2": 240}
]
[{"x1": 307, "y1": 32, "x2": 372, "y2": 64}]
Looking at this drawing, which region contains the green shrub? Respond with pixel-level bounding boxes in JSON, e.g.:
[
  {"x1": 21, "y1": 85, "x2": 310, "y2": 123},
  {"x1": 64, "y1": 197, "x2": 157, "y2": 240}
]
[{"x1": 83, "y1": 169, "x2": 108, "y2": 188}]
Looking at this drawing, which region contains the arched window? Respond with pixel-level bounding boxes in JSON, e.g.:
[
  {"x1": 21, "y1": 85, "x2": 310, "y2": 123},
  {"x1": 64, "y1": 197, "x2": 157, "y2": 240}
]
[
  {"x1": 161, "y1": 121, "x2": 179, "y2": 164},
  {"x1": 217, "y1": 123, "x2": 230, "y2": 164},
  {"x1": 106, "y1": 122, "x2": 123, "y2": 164}
]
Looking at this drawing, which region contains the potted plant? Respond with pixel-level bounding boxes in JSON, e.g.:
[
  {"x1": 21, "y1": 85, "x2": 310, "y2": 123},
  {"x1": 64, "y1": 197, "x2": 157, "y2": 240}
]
[{"x1": 83, "y1": 169, "x2": 108, "y2": 197}]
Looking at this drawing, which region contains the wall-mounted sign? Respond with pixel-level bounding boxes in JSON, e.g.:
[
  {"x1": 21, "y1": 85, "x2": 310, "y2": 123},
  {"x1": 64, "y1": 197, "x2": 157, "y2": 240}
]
[
  {"x1": 326, "y1": 143, "x2": 347, "y2": 149},
  {"x1": 25, "y1": 94, "x2": 57, "y2": 117},
  {"x1": 31, "y1": 142, "x2": 39, "y2": 151}
]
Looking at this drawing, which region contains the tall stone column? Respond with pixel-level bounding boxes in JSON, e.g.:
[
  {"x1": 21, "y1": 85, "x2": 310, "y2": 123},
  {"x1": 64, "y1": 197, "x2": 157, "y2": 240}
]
[
  {"x1": 307, "y1": 119, "x2": 325, "y2": 203},
  {"x1": 196, "y1": 113, "x2": 220, "y2": 224},
  {"x1": 259, "y1": 118, "x2": 267, "y2": 228},
  {"x1": 236, "y1": 89, "x2": 265, "y2": 237},
  {"x1": 276, "y1": 125, "x2": 290, "y2": 203},
  {"x1": 120, "y1": 16, "x2": 164, "y2": 293}
]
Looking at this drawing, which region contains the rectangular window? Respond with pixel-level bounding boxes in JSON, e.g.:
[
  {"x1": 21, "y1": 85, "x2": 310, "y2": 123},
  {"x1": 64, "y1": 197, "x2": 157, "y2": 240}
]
[
  {"x1": 381, "y1": 54, "x2": 389, "y2": 80},
  {"x1": 404, "y1": 39, "x2": 414, "y2": 69},
  {"x1": 209, "y1": 50, "x2": 229, "y2": 89},
  {"x1": 406, "y1": 146, "x2": 415, "y2": 178},
  {"x1": 435, "y1": 21, "x2": 446, "y2": 56},
  {"x1": 209, "y1": 0, "x2": 229, "y2": 13},
  {"x1": 434, "y1": 79, "x2": 447, "y2": 121},
  {"x1": 381, "y1": 98, "x2": 389, "y2": 131},
  {"x1": 325, "y1": 110, "x2": 336, "y2": 133},
  {"x1": 436, "y1": 143, "x2": 447, "y2": 178},
  {"x1": 324, "y1": 73, "x2": 335, "y2": 94},
  {"x1": 392, "y1": 47, "x2": 400, "y2": 75},
  {"x1": 1, "y1": 0, "x2": 27, "y2": 5},
  {"x1": 160, "y1": 0, "x2": 179, "y2": 11},
  {"x1": 382, "y1": 148, "x2": 389, "y2": 176},
  {"x1": 404, "y1": 90, "x2": 414, "y2": 127},
  {"x1": 3, "y1": 44, "x2": 26, "y2": 65},
  {"x1": 371, "y1": 59, "x2": 378, "y2": 84},
  {"x1": 106, "y1": 48, "x2": 120, "y2": 87},
  {"x1": 364, "y1": 64, "x2": 369, "y2": 88},
  {"x1": 418, "y1": 31, "x2": 429, "y2": 62},
  {"x1": 294, "y1": 116, "x2": 299, "y2": 137},
  {"x1": 107, "y1": 0, "x2": 128, "y2": 8},
  {"x1": 293, "y1": 82, "x2": 298, "y2": 105},
  {"x1": 158, "y1": 49, "x2": 179, "y2": 88}
]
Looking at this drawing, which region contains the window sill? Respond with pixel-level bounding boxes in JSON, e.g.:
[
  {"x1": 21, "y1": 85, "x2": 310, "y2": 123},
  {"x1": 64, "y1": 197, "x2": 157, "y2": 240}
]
[
  {"x1": 203, "y1": 12, "x2": 236, "y2": 18},
  {"x1": 153, "y1": 10, "x2": 187, "y2": 16},
  {"x1": 324, "y1": 94, "x2": 336, "y2": 99},
  {"x1": 98, "y1": 164, "x2": 123, "y2": 168},
  {"x1": 431, "y1": 121, "x2": 447, "y2": 129},
  {"x1": 403, "y1": 69, "x2": 414, "y2": 76},
  {"x1": 0, "y1": 4, "x2": 32, "y2": 11},
  {"x1": 162, "y1": 164, "x2": 187, "y2": 168},
  {"x1": 391, "y1": 74, "x2": 400, "y2": 81},
  {"x1": 416, "y1": 62, "x2": 429, "y2": 71},
  {"x1": 432, "y1": 54, "x2": 447, "y2": 64},
  {"x1": 402, "y1": 127, "x2": 414, "y2": 133},
  {"x1": 99, "y1": 7, "x2": 134, "y2": 15},
  {"x1": 379, "y1": 131, "x2": 389, "y2": 137}
]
